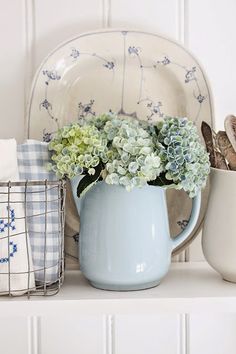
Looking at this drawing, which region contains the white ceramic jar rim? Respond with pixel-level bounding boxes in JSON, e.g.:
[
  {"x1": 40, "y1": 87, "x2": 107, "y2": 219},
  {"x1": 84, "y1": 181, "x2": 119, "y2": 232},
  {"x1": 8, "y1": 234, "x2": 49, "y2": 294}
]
[{"x1": 211, "y1": 167, "x2": 236, "y2": 175}]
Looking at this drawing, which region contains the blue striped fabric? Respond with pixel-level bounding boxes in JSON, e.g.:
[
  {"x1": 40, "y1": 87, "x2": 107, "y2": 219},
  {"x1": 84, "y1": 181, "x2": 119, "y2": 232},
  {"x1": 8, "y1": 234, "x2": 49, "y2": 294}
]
[{"x1": 17, "y1": 140, "x2": 62, "y2": 284}]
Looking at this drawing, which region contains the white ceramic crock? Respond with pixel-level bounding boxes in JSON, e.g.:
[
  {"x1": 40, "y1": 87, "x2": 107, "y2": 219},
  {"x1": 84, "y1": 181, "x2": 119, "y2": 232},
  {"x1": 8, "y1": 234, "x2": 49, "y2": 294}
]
[{"x1": 202, "y1": 167, "x2": 236, "y2": 282}]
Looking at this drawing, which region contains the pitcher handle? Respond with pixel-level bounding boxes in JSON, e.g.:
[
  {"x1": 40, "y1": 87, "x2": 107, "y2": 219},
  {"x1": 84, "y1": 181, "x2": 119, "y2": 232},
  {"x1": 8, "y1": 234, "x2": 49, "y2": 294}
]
[{"x1": 172, "y1": 191, "x2": 201, "y2": 252}]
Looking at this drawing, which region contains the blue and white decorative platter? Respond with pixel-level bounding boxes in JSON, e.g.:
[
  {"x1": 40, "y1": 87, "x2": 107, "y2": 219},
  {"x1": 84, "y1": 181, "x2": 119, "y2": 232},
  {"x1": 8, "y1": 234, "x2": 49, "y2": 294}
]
[{"x1": 27, "y1": 29, "x2": 213, "y2": 255}]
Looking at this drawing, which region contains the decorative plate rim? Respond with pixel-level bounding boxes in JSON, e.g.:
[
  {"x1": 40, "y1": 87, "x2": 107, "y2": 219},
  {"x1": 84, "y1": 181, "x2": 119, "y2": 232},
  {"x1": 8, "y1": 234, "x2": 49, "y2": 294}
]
[{"x1": 26, "y1": 28, "x2": 215, "y2": 137}]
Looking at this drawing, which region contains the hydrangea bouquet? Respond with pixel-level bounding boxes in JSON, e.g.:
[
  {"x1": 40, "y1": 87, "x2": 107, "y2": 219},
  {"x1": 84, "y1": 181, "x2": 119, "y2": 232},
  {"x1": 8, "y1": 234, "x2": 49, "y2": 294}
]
[{"x1": 48, "y1": 114, "x2": 210, "y2": 198}]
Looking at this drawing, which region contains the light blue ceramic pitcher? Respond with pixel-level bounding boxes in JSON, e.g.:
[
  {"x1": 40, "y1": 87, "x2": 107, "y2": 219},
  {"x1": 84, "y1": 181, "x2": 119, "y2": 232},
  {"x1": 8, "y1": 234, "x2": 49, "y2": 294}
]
[{"x1": 71, "y1": 179, "x2": 201, "y2": 291}]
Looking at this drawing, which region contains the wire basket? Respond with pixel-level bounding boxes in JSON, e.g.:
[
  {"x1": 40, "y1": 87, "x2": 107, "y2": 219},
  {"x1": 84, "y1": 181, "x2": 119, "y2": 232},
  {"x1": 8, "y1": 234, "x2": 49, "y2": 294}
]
[{"x1": 0, "y1": 180, "x2": 66, "y2": 297}]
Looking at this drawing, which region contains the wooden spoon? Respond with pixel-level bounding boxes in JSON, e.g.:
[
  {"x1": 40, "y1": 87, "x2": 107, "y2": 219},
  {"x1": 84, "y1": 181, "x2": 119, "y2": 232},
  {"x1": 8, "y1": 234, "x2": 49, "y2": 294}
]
[
  {"x1": 224, "y1": 115, "x2": 236, "y2": 153},
  {"x1": 215, "y1": 151, "x2": 228, "y2": 170},
  {"x1": 201, "y1": 121, "x2": 216, "y2": 167},
  {"x1": 216, "y1": 131, "x2": 236, "y2": 170}
]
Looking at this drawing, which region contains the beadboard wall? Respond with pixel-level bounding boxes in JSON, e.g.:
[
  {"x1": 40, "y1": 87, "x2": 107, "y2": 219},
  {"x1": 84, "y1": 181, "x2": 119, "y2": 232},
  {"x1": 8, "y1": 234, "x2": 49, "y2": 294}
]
[
  {"x1": 0, "y1": 0, "x2": 236, "y2": 263},
  {"x1": 1, "y1": 3, "x2": 236, "y2": 354}
]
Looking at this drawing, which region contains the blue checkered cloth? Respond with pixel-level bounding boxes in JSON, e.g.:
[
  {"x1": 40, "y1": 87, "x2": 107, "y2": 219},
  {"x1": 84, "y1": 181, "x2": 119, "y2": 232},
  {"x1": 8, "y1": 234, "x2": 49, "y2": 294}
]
[{"x1": 17, "y1": 140, "x2": 62, "y2": 284}]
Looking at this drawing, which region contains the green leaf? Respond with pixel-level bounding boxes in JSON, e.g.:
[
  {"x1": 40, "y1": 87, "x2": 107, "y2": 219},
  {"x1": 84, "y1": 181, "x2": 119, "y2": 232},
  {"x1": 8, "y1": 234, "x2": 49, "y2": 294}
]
[
  {"x1": 154, "y1": 125, "x2": 160, "y2": 136},
  {"x1": 148, "y1": 173, "x2": 173, "y2": 187},
  {"x1": 77, "y1": 163, "x2": 103, "y2": 197}
]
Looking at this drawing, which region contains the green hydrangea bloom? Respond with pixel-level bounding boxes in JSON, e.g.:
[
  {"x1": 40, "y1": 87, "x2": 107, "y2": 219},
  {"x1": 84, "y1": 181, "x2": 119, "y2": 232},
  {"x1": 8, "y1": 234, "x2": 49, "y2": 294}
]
[
  {"x1": 48, "y1": 123, "x2": 108, "y2": 178},
  {"x1": 101, "y1": 116, "x2": 164, "y2": 191},
  {"x1": 154, "y1": 117, "x2": 210, "y2": 197},
  {"x1": 48, "y1": 113, "x2": 210, "y2": 197},
  {"x1": 77, "y1": 114, "x2": 165, "y2": 191}
]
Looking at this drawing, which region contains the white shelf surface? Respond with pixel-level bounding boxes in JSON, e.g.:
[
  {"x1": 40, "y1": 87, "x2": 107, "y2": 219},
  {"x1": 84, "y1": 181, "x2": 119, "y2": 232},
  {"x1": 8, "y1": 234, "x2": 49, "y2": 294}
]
[{"x1": 2, "y1": 262, "x2": 236, "y2": 316}]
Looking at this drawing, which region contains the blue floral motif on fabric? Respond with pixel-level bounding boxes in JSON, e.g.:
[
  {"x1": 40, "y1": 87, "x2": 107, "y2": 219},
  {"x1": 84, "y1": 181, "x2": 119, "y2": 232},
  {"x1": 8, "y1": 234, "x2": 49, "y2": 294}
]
[
  {"x1": 0, "y1": 207, "x2": 16, "y2": 233},
  {"x1": 0, "y1": 241, "x2": 17, "y2": 263},
  {"x1": 0, "y1": 207, "x2": 17, "y2": 264}
]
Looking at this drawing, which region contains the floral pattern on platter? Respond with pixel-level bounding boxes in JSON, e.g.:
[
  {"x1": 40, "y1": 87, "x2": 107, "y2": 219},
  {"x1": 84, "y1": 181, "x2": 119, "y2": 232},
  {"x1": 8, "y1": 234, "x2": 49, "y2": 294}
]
[
  {"x1": 43, "y1": 129, "x2": 53, "y2": 142},
  {"x1": 70, "y1": 48, "x2": 115, "y2": 71},
  {"x1": 38, "y1": 31, "x2": 208, "y2": 140},
  {"x1": 73, "y1": 234, "x2": 79, "y2": 243},
  {"x1": 138, "y1": 100, "x2": 164, "y2": 121},
  {"x1": 78, "y1": 100, "x2": 96, "y2": 119},
  {"x1": 177, "y1": 219, "x2": 189, "y2": 230},
  {"x1": 42, "y1": 70, "x2": 61, "y2": 85},
  {"x1": 126, "y1": 45, "x2": 206, "y2": 122}
]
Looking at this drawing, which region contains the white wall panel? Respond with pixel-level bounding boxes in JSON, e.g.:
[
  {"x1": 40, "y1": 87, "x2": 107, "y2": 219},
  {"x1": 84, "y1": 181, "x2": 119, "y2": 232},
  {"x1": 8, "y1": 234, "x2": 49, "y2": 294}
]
[
  {"x1": 0, "y1": 0, "x2": 25, "y2": 142},
  {"x1": 189, "y1": 314, "x2": 236, "y2": 354},
  {"x1": 34, "y1": 0, "x2": 103, "y2": 69},
  {"x1": 110, "y1": 0, "x2": 179, "y2": 38},
  {"x1": 188, "y1": 0, "x2": 236, "y2": 130},
  {"x1": 0, "y1": 316, "x2": 29, "y2": 354},
  {"x1": 1, "y1": 3, "x2": 236, "y2": 354},
  {"x1": 186, "y1": 0, "x2": 236, "y2": 261},
  {"x1": 40, "y1": 315, "x2": 106, "y2": 354},
  {"x1": 114, "y1": 314, "x2": 180, "y2": 354}
]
